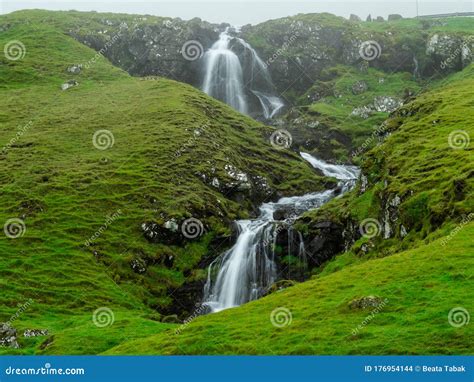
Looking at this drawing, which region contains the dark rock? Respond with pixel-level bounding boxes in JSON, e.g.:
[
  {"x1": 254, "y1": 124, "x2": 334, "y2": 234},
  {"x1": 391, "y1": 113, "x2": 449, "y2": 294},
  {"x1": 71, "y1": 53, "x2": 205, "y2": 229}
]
[
  {"x1": 375, "y1": 16, "x2": 385, "y2": 22},
  {"x1": 39, "y1": 335, "x2": 54, "y2": 350},
  {"x1": 304, "y1": 220, "x2": 346, "y2": 267},
  {"x1": 130, "y1": 257, "x2": 147, "y2": 274},
  {"x1": 141, "y1": 221, "x2": 182, "y2": 245},
  {"x1": 160, "y1": 280, "x2": 206, "y2": 319},
  {"x1": 349, "y1": 14, "x2": 361, "y2": 22},
  {"x1": 388, "y1": 14, "x2": 403, "y2": 21}
]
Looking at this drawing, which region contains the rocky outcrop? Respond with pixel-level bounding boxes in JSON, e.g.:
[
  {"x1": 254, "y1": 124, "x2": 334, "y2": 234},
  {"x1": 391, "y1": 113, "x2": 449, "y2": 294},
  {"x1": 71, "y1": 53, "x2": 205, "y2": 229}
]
[
  {"x1": 299, "y1": 219, "x2": 347, "y2": 266},
  {"x1": 0, "y1": 324, "x2": 19, "y2": 349},
  {"x1": 66, "y1": 14, "x2": 472, "y2": 103},
  {"x1": 426, "y1": 34, "x2": 473, "y2": 70},
  {"x1": 69, "y1": 17, "x2": 220, "y2": 87},
  {"x1": 351, "y1": 96, "x2": 403, "y2": 118}
]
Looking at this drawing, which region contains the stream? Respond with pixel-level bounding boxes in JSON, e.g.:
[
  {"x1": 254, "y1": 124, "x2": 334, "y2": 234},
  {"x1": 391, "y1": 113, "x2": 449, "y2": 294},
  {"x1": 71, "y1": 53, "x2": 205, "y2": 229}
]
[{"x1": 202, "y1": 152, "x2": 360, "y2": 312}]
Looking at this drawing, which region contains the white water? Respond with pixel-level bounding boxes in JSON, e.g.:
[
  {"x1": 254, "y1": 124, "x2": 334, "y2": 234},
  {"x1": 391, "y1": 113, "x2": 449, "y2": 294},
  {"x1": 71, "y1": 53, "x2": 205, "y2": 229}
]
[
  {"x1": 201, "y1": 29, "x2": 284, "y2": 118},
  {"x1": 300, "y1": 152, "x2": 360, "y2": 180},
  {"x1": 251, "y1": 90, "x2": 285, "y2": 119},
  {"x1": 203, "y1": 153, "x2": 359, "y2": 312},
  {"x1": 202, "y1": 31, "x2": 248, "y2": 114}
]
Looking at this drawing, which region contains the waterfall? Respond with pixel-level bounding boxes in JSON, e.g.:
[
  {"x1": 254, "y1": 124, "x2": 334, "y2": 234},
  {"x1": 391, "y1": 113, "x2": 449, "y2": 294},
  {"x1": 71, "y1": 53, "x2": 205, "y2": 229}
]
[
  {"x1": 201, "y1": 29, "x2": 284, "y2": 119},
  {"x1": 202, "y1": 31, "x2": 248, "y2": 114},
  {"x1": 202, "y1": 153, "x2": 359, "y2": 313}
]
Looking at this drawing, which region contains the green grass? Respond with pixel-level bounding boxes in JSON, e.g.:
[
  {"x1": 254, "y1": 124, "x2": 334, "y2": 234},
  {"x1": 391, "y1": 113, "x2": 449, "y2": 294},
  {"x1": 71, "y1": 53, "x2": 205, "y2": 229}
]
[
  {"x1": 0, "y1": 17, "x2": 327, "y2": 354},
  {"x1": 0, "y1": 10, "x2": 472, "y2": 356},
  {"x1": 303, "y1": 64, "x2": 473, "y2": 259},
  {"x1": 303, "y1": 65, "x2": 422, "y2": 159},
  {"x1": 104, "y1": 223, "x2": 474, "y2": 355}
]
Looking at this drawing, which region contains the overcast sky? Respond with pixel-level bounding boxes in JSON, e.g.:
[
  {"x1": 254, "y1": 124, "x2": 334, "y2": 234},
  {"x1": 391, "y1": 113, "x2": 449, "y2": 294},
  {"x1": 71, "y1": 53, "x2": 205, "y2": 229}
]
[{"x1": 1, "y1": 0, "x2": 472, "y2": 25}]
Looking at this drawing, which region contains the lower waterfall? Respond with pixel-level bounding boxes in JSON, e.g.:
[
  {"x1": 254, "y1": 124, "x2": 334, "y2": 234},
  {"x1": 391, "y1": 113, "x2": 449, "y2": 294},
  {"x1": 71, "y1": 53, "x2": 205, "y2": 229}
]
[{"x1": 202, "y1": 153, "x2": 360, "y2": 312}]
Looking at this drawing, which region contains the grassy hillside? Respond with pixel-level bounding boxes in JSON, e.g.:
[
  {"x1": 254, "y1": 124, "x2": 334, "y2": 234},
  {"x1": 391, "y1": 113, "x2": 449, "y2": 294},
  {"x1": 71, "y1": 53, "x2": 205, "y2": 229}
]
[
  {"x1": 0, "y1": 17, "x2": 326, "y2": 354},
  {"x1": 301, "y1": 64, "x2": 474, "y2": 266},
  {"x1": 105, "y1": 223, "x2": 473, "y2": 355},
  {"x1": 0, "y1": 10, "x2": 472, "y2": 356},
  {"x1": 105, "y1": 65, "x2": 473, "y2": 355}
]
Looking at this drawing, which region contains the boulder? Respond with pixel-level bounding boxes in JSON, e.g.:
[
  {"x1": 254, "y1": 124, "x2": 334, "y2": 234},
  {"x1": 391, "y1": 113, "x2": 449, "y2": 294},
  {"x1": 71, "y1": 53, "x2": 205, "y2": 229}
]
[
  {"x1": 351, "y1": 105, "x2": 373, "y2": 119},
  {"x1": 0, "y1": 323, "x2": 19, "y2": 348},
  {"x1": 388, "y1": 14, "x2": 403, "y2": 21},
  {"x1": 61, "y1": 80, "x2": 78, "y2": 90},
  {"x1": 66, "y1": 64, "x2": 82, "y2": 74},
  {"x1": 348, "y1": 296, "x2": 385, "y2": 310},
  {"x1": 130, "y1": 257, "x2": 147, "y2": 274},
  {"x1": 352, "y1": 80, "x2": 368, "y2": 95},
  {"x1": 349, "y1": 14, "x2": 361, "y2": 22}
]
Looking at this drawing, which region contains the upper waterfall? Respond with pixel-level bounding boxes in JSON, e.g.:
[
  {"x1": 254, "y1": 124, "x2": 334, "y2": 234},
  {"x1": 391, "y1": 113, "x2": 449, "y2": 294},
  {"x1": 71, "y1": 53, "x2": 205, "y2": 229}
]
[
  {"x1": 201, "y1": 29, "x2": 284, "y2": 119},
  {"x1": 201, "y1": 31, "x2": 248, "y2": 114}
]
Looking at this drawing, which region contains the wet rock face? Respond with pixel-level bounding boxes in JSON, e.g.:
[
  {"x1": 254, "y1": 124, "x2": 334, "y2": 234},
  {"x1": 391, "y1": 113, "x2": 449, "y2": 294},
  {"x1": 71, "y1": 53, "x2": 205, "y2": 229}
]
[
  {"x1": 70, "y1": 18, "x2": 220, "y2": 87},
  {"x1": 303, "y1": 220, "x2": 346, "y2": 267},
  {"x1": 426, "y1": 34, "x2": 473, "y2": 70},
  {"x1": 70, "y1": 16, "x2": 472, "y2": 101}
]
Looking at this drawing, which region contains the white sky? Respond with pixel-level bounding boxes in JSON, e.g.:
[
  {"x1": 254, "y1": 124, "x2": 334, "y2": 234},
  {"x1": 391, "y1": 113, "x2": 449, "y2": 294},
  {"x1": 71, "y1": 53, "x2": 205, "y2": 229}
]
[{"x1": 1, "y1": 0, "x2": 472, "y2": 25}]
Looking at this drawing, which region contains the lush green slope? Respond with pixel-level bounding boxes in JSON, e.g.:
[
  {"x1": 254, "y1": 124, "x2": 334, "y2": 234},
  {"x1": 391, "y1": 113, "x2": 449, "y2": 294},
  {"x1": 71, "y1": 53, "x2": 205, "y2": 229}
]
[
  {"x1": 106, "y1": 223, "x2": 473, "y2": 355},
  {"x1": 301, "y1": 64, "x2": 474, "y2": 267},
  {"x1": 0, "y1": 11, "x2": 472, "y2": 356},
  {"x1": 105, "y1": 65, "x2": 473, "y2": 355},
  {"x1": 0, "y1": 18, "x2": 325, "y2": 354}
]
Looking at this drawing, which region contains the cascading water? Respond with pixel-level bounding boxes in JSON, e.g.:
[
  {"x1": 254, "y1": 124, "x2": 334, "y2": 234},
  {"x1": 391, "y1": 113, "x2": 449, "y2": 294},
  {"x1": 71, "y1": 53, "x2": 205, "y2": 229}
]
[
  {"x1": 202, "y1": 31, "x2": 248, "y2": 114},
  {"x1": 201, "y1": 29, "x2": 284, "y2": 119},
  {"x1": 203, "y1": 153, "x2": 360, "y2": 312}
]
